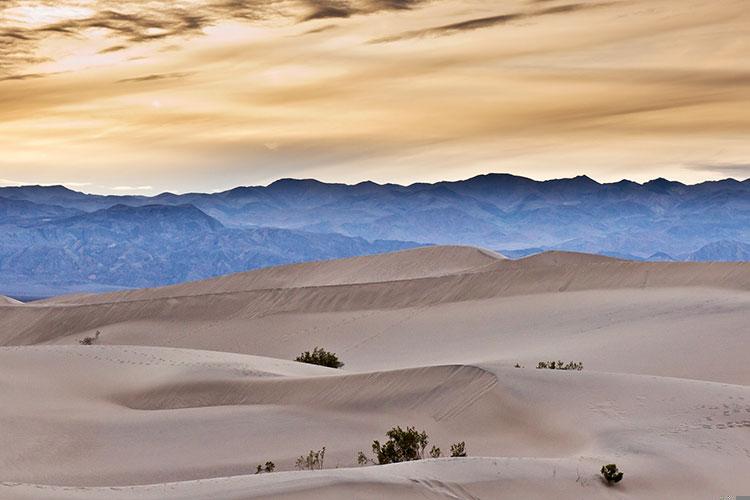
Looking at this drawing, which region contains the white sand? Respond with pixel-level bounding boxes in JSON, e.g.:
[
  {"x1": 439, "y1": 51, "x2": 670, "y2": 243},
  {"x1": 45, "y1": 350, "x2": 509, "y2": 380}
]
[{"x1": 0, "y1": 247, "x2": 748, "y2": 499}]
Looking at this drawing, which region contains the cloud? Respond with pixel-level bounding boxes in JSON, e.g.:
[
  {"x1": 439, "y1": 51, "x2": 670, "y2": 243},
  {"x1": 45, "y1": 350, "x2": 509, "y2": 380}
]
[
  {"x1": 63, "y1": 182, "x2": 94, "y2": 187},
  {"x1": 372, "y1": 13, "x2": 523, "y2": 42},
  {"x1": 117, "y1": 72, "x2": 194, "y2": 84},
  {"x1": 0, "y1": 178, "x2": 92, "y2": 187},
  {"x1": 98, "y1": 45, "x2": 128, "y2": 54},
  {"x1": 111, "y1": 185, "x2": 154, "y2": 191},
  {"x1": 0, "y1": 72, "x2": 46, "y2": 82},
  {"x1": 301, "y1": 3, "x2": 353, "y2": 21},
  {"x1": 0, "y1": 0, "x2": 430, "y2": 78},
  {"x1": 371, "y1": 3, "x2": 609, "y2": 43},
  {"x1": 300, "y1": 0, "x2": 425, "y2": 20},
  {"x1": 687, "y1": 164, "x2": 750, "y2": 180},
  {"x1": 301, "y1": 23, "x2": 338, "y2": 35}
]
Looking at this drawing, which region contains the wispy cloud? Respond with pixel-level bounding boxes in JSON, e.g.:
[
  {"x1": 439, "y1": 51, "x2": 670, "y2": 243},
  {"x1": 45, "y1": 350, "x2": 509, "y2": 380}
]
[
  {"x1": 371, "y1": 3, "x2": 610, "y2": 43},
  {"x1": 0, "y1": 72, "x2": 47, "y2": 82},
  {"x1": 111, "y1": 185, "x2": 154, "y2": 191},
  {"x1": 98, "y1": 45, "x2": 128, "y2": 54},
  {"x1": 117, "y1": 72, "x2": 194, "y2": 84},
  {"x1": 687, "y1": 163, "x2": 750, "y2": 180},
  {"x1": 0, "y1": 178, "x2": 93, "y2": 187}
]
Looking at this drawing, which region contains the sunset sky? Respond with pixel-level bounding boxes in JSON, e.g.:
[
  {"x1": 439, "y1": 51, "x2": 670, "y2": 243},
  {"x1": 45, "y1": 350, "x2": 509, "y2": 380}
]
[{"x1": 1, "y1": 0, "x2": 749, "y2": 194}]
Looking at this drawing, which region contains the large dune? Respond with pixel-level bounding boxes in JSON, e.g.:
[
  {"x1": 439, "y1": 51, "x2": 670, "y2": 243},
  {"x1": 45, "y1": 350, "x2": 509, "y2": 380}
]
[{"x1": 1, "y1": 246, "x2": 749, "y2": 499}]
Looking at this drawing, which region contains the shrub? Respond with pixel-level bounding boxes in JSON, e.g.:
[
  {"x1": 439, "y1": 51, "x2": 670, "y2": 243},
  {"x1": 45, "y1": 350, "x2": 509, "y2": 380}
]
[
  {"x1": 449, "y1": 441, "x2": 466, "y2": 457},
  {"x1": 372, "y1": 426, "x2": 429, "y2": 464},
  {"x1": 536, "y1": 360, "x2": 583, "y2": 371},
  {"x1": 429, "y1": 446, "x2": 441, "y2": 458},
  {"x1": 296, "y1": 447, "x2": 326, "y2": 470},
  {"x1": 295, "y1": 347, "x2": 343, "y2": 368},
  {"x1": 357, "y1": 451, "x2": 370, "y2": 466},
  {"x1": 600, "y1": 463, "x2": 623, "y2": 484},
  {"x1": 255, "y1": 461, "x2": 275, "y2": 474},
  {"x1": 78, "y1": 330, "x2": 101, "y2": 345}
]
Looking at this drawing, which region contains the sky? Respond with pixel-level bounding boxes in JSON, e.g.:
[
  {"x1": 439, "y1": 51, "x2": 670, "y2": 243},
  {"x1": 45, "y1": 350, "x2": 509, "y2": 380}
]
[{"x1": 0, "y1": 0, "x2": 749, "y2": 194}]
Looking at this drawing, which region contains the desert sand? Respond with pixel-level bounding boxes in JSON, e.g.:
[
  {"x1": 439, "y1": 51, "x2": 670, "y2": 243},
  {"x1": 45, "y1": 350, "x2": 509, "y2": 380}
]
[
  {"x1": 0, "y1": 295, "x2": 21, "y2": 305},
  {"x1": 0, "y1": 246, "x2": 748, "y2": 499}
]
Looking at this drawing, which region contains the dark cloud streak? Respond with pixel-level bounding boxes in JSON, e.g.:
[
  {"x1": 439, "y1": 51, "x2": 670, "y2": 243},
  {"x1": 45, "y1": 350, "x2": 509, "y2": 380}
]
[
  {"x1": 371, "y1": 3, "x2": 611, "y2": 43},
  {"x1": 117, "y1": 71, "x2": 195, "y2": 83}
]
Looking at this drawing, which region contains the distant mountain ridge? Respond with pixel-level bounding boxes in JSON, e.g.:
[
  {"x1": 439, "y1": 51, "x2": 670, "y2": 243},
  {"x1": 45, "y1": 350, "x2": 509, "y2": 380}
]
[
  {"x1": 0, "y1": 201, "x2": 419, "y2": 296},
  {"x1": 687, "y1": 240, "x2": 750, "y2": 262},
  {"x1": 1, "y1": 173, "x2": 748, "y2": 296}
]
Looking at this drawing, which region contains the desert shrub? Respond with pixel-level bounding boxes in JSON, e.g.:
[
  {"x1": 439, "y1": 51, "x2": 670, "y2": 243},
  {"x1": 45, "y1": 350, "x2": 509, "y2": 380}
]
[
  {"x1": 449, "y1": 441, "x2": 466, "y2": 457},
  {"x1": 372, "y1": 426, "x2": 429, "y2": 464},
  {"x1": 295, "y1": 347, "x2": 343, "y2": 368},
  {"x1": 368, "y1": 427, "x2": 468, "y2": 465},
  {"x1": 78, "y1": 330, "x2": 101, "y2": 345},
  {"x1": 536, "y1": 360, "x2": 583, "y2": 371},
  {"x1": 296, "y1": 447, "x2": 326, "y2": 470},
  {"x1": 255, "y1": 461, "x2": 275, "y2": 474},
  {"x1": 600, "y1": 463, "x2": 623, "y2": 484}
]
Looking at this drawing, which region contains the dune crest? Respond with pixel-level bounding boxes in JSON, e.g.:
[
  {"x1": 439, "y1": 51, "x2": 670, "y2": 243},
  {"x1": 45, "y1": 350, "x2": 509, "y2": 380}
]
[
  {"x1": 41, "y1": 245, "x2": 504, "y2": 306},
  {"x1": 0, "y1": 295, "x2": 22, "y2": 305}
]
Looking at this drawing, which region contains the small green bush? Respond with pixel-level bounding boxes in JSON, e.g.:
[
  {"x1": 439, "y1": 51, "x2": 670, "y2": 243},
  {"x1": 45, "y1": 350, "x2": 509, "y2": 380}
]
[
  {"x1": 536, "y1": 360, "x2": 583, "y2": 371},
  {"x1": 449, "y1": 441, "x2": 466, "y2": 457},
  {"x1": 367, "y1": 427, "x2": 468, "y2": 465},
  {"x1": 372, "y1": 426, "x2": 428, "y2": 464},
  {"x1": 295, "y1": 347, "x2": 343, "y2": 368},
  {"x1": 600, "y1": 463, "x2": 623, "y2": 484},
  {"x1": 296, "y1": 447, "x2": 326, "y2": 470}
]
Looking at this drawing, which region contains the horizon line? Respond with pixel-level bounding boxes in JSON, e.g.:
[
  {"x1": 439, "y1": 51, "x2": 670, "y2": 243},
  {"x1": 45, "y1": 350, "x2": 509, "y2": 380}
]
[{"x1": 1, "y1": 171, "x2": 749, "y2": 197}]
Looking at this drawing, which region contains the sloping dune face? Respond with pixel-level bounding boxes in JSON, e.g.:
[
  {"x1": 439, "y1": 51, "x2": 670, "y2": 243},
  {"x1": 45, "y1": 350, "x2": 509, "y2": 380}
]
[
  {"x1": 0, "y1": 295, "x2": 21, "y2": 305},
  {"x1": 0, "y1": 248, "x2": 748, "y2": 383},
  {"x1": 40, "y1": 245, "x2": 505, "y2": 305},
  {"x1": 0, "y1": 247, "x2": 749, "y2": 499}
]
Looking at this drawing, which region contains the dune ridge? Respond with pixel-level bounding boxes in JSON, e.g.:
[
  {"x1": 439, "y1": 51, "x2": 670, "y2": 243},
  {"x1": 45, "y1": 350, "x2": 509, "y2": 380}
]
[
  {"x1": 1, "y1": 246, "x2": 748, "y2": 499},
  {"x1": 0, "y1": 295, "x2": 21, "y2": 305},
  {"x1": 1, "y1": 248, "x2": 748, "y2": 348},
  {"x1": 38, "y1": 246, "x2": 504, "y2": 306}
]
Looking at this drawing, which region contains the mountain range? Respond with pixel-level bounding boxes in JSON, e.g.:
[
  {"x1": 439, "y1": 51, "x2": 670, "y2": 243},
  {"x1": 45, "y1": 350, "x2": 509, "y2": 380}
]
[{"x1": 1, "y1": 173, "x2": 748, "y2": 296}]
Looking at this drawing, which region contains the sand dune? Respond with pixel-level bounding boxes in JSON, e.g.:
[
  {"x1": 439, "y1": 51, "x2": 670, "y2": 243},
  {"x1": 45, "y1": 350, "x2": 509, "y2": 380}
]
[
  {"x1": 0, "y1": 345, "x2": 748, "y2": 499},
  {"x1": 0, "y1": 247, "x2": 748, "y2": 498},
  {"x1": 38, "y1": 246, "x2": 504, "y2": 306},
  {"x1": 1, "y1": 248, "x2": 748, "y2": 383},
  {"x1": 0, "y1": 295, "x2": 21, "y2": 305}
]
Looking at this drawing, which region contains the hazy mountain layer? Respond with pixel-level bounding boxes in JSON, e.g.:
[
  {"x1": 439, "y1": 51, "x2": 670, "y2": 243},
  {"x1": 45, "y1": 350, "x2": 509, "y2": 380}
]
[
  {"x1": 1, "y1": 174, "x2": 748, "y2": 295},
  {"x1": 0, "y1": 203, "x2": 418, "y2": 296}
]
